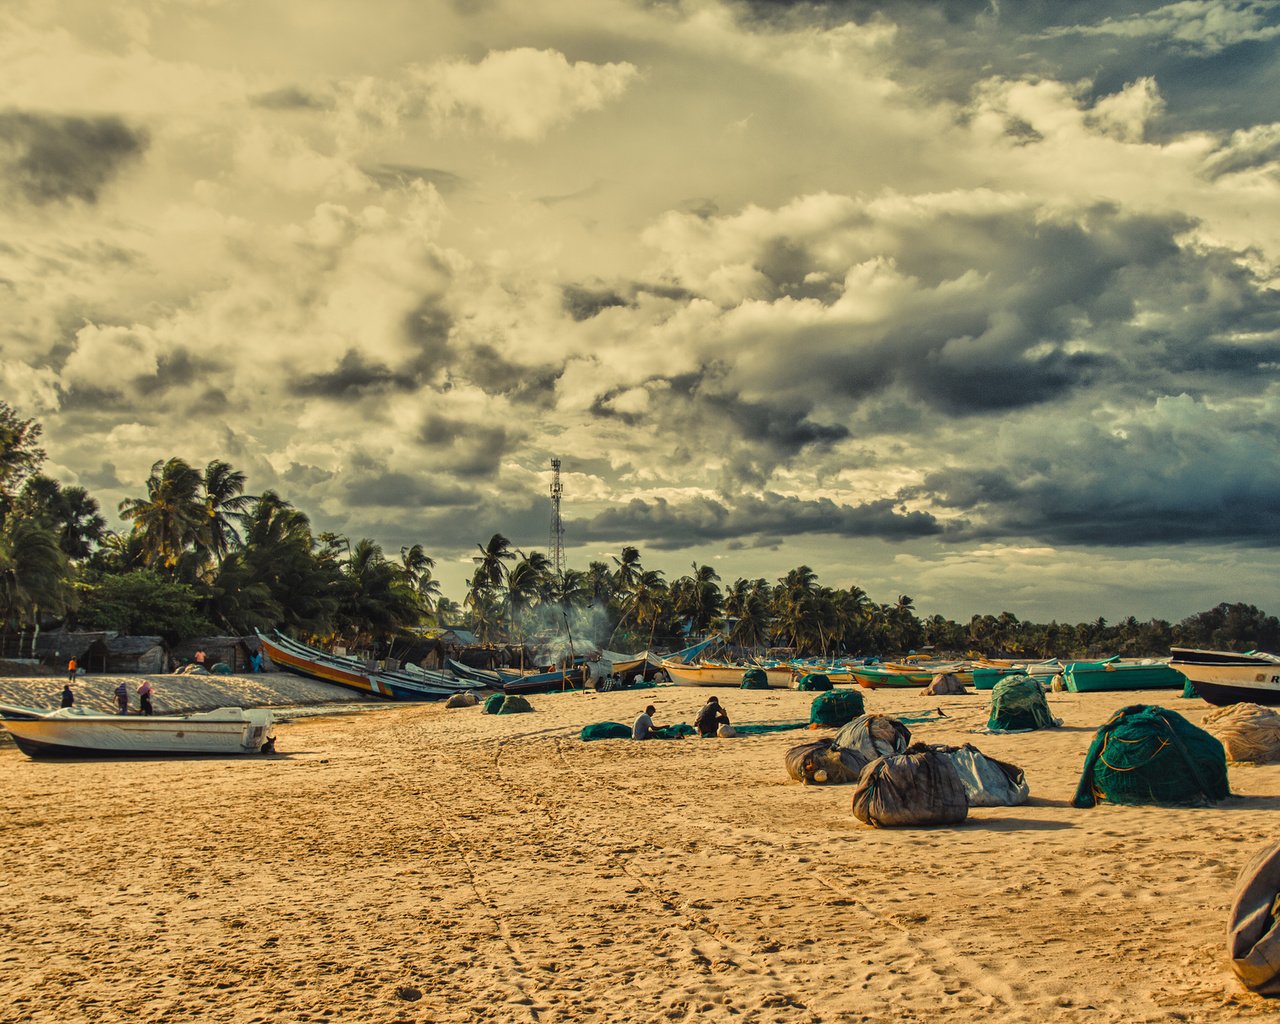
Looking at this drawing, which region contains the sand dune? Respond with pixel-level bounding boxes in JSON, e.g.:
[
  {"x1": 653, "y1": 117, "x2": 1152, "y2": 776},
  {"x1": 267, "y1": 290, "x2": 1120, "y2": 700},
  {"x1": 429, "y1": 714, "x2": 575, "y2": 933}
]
[{"x1": 1, "y1": 681, "x2": 1276, "y2": 1023}]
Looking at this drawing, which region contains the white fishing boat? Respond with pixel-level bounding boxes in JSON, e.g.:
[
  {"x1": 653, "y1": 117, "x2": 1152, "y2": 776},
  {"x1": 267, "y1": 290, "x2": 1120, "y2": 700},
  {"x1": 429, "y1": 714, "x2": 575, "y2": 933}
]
[
  {"x1": 0, "y1": 704, "x2": 276, "y2": 758},
  {"x1": 662, "y1": 661, "x2": 794, "y2": 688},
  {"x1": 1169, "y1": 648, "x2": 1280, "y2": 706}
]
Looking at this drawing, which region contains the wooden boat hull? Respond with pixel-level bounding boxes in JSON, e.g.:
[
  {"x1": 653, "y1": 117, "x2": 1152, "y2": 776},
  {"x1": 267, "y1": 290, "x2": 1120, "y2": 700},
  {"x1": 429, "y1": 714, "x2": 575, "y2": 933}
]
[
  {"x1": 259, "y1": 631, "x2": 471, "y2": 701},
  {"x1": 0, "y1": 705, "x2": 275, "y2": 758},
  {"x1": 499, "y1": 667, "x2": 588, "y2": 695},
  {"x1": 1170, "y1": 648, "x2": 1280, "y2": 706},
  {"x1": 663, "y1": 662, "x2": 793, "y2": 688},
  {"x1": 1063, "y1": 659, "x2": 1183, "y2": 692}
]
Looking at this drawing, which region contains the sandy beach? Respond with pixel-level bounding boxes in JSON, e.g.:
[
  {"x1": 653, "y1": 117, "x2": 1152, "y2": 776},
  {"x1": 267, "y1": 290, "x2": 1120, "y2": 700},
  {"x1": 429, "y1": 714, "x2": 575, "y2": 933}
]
[{"x1": 2, "y1": 679, "x2": 1277, "y2": 1024}]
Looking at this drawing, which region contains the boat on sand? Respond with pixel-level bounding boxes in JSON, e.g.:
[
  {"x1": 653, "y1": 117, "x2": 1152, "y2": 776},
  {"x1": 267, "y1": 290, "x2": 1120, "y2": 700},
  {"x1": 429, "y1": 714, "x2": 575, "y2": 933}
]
[
  {"x1": 1170, "y1": 648, "x2": 1280, "y2": 706},
  {"x1": 0, "y1": 704, "x2": 275, "y2": 758},
  {"x1": 258, "y1": 630, "x2": 473, "y2": 701}
]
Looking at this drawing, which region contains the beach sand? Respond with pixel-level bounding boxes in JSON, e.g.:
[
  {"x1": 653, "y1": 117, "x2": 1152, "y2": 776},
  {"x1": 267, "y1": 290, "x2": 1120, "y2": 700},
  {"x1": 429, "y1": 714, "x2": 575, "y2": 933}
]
[{"x1": 1, "y1": 679, "x2": 1277, "y2": 1023}]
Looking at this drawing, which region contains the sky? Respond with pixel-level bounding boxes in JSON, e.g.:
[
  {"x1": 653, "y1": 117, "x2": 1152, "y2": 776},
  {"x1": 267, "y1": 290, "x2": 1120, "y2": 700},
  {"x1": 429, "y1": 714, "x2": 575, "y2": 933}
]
[{"x1": 2, "y1": 0, "x2": 1279, "y2": 625}]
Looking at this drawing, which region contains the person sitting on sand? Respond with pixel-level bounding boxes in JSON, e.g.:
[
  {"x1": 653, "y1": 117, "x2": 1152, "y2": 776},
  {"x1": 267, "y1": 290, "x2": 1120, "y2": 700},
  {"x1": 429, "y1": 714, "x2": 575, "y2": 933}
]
[
  {"x1": 632, "y1": 705, "x2": 659, "y2": 741},
  {"x1": 114, "y1": 682, "x2": 129, "y2": 715},
  {"x1": 138, "y1": 679, "x2": 154, "y2": 716},
  {"x1": 60, "y1": 684, "x2": 74, "y2": 709},
  {"x1": 693, "y1": 696, "x2": 730, "y2": 738}
]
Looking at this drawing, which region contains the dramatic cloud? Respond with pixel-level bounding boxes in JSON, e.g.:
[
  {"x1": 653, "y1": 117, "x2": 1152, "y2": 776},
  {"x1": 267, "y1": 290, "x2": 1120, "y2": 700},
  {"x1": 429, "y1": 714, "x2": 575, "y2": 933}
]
[
  {"x1": 4, "y1": 0, "x2": 1280, "y2": 620},
  {"x1": 0, "y1": 110, "x2": 147, "y2": 204}
]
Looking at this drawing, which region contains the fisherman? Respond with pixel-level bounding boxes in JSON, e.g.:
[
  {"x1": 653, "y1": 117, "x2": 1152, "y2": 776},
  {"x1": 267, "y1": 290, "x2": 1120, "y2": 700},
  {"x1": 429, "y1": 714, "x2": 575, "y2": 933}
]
[
  {"x1": 632, "y1": 704, "x2": 659, "y2": 741},
  {"x1": 693, "y1": 696, "x2": 731, "y2": 738},
  {"x1": 114, "y1": 682, "x2": 129, "y2": 715},
  {"x1": 60, "y1": 684, "x2": 74, "y2": 708},
  {"x1": 138, "y1": 679, "x2": 154, "y2": 716}
]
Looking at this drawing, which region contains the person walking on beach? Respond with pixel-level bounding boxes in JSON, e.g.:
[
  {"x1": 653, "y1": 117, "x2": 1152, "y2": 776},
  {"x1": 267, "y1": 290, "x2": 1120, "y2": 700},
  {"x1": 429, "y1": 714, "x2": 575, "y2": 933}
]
[
  {"x1": 67, "y1": 657, "x2": 77, "y2": 682},
  {"x1": 60, "y1": 684, "x2": 74, "y2": 708},
  {"x1": 138, "y1": 679, "x2": 154, "y2": 716},
  {"x1": 633, "y1": 705, "x2": 659, "y2": 740},
  {"x1": 694, "y1": 696, "x2": 730, "y2": 738},
  {"x1": 114, "y1": 682, "x2": 129, "y2": 715}
]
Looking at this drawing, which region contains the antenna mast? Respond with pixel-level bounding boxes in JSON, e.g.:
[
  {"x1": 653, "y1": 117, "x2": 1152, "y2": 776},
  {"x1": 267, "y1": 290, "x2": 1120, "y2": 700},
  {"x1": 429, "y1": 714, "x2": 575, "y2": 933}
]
[{"x1": 549, "y1": 457, "x2": 565, "y2": 578}]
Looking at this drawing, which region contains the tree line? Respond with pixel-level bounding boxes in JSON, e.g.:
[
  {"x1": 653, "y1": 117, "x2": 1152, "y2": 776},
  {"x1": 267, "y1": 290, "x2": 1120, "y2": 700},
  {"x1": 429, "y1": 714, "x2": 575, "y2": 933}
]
[{"x1": 1, "y1": 402, "x2": 1277, "y2": 659}]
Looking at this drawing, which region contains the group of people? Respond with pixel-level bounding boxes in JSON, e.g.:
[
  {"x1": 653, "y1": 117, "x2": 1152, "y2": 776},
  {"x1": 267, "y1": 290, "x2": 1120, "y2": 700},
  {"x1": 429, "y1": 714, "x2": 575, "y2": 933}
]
[
  {"x1": 632, "y1": 696, "x2": 731, "y2": 740},
  {"x1": 59, "y1": 677, "x2": 155, "y2": 715}
]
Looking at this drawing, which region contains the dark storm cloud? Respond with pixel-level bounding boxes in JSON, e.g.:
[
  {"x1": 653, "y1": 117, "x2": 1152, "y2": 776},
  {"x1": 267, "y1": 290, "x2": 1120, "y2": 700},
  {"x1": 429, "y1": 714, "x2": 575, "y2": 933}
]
[
  {"x1": 402, "y1": 299, "x2": 453, "y2": 363},
  {"x1": 296, "y1": 350, "x2": 420, "y2": 397},
  {"x1": 578, "y1": 493, "x2": 941, "y2": 549},
  {"x1": 136, "y1": 349, "x2": 228, "y2": 398},
  {"x1": 249, "y1": 86, "x2": 335, "y2": 111},
  {"x1": 920, "y1": 402, "x2": 1280, "y2": 546},
  {"x1": 338, "y1": 470, "x2": 479, "y2": 509},
  {"x1": 709, "y1": 394, "x2": 849, "y2": 452},
  {"x1": 737, "y1": 2, "x2": 1280, "y2": 134},
  {"x1": 417, "y1": 414, "x2": 512, "y2": 479},
  {"x1": 562, "y1": 284, "x2": 631, "y2": 321},
  {"x1": 0, "y1": 110, "x2": 148, "y2": 205},
  {"x1": 363, "y1": 163, "x2": 464, "y2": 193}
]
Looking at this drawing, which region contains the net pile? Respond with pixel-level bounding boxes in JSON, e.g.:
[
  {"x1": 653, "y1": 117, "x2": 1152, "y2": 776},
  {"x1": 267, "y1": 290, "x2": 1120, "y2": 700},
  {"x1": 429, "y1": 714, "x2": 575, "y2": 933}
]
[
  {"x1": 809, "y1": 689, "x2": 866, "y2": 727},
  {"x1": 833, "y1": 714, "x2": 912, "y2": 760},
  {"x1": 784, "y1": 739, "x2": 869, "y2": 785},
  {"x1": 851, "y1": 745, "x2": 968, "y2": 827},
  {"x1": 987, "y1": 674, "x2": 1059, "y2": 732},
  {"x1": 579, "y1": 721, "x2": 633, "y2": 741},
  {"x1": 1072, "y1": 704, "x2": 1229, "y2": 807},
  {"x1": 796, "y1": 672, "x2": 833, "y2": 692},
  {"x1": 1202, "y1": 703, "x2": 1280, "y2": 763},
  {"x1": 483, "y1": 693, "x2": 534, "y2": 715},
  {"x1": 1229, "y1": 839, "x2": 1280, "y2": 994},
  {"x1": 740, "y1": 668, "x2": 770, "y2": 690}
]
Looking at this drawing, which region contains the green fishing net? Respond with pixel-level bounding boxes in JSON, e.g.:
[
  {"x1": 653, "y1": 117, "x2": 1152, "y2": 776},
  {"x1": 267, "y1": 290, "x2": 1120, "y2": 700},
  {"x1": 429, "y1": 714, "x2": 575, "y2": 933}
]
[
  {"x1": 987, "y1": 674, "x2": 1058, "y2": 732},
  {"x1": 796, "y1": 673, "x2": 833, "y2": 692},
  {"x1": 741, "y1": 668, "x2": 770, "y2": 689},
  {"x1": 809, "y1": 689, "x2": 866, "y2": 726}
]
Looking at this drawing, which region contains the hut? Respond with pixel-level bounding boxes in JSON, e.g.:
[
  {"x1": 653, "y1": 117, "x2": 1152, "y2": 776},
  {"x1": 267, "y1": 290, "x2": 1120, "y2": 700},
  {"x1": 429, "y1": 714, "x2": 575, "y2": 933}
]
[
  {"x1": 171, "y1": 636, "x2": 262, "y2": 673},
  {"x1": 37, "y1": 630, "x2": 111, "y2": 672},
  {"x1": 93, "y1": 636, "x2": 167, "y2": 675}
]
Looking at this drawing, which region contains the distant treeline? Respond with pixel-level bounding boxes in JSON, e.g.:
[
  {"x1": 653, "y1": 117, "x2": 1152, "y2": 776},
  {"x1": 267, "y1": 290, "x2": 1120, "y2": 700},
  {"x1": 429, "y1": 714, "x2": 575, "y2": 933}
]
[{"x1": 1, "y1": 402, "x2": 1275, "y2": 659}]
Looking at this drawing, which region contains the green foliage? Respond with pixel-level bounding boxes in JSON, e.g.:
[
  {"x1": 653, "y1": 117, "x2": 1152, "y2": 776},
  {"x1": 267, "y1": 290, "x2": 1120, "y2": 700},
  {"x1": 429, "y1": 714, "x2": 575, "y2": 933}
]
[{"x1": 75, "y1": 570, "x2": 214, "y2": 643}]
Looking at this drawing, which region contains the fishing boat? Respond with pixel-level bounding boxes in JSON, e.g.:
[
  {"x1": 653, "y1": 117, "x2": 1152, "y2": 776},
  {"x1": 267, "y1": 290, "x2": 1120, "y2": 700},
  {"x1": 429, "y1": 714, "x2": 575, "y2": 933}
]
[
  {"x1": 849, "y1": 662, "x2": 975, "y2": 689},
  {"x1": 0, "y1": 704, "x2": 275, "y2": 758},
  {"x1": 1169, "y1": 648, "x2": 1280, "y2": 706},
  {"x1": 497, "y1": 664, "x2": 590, "y2": 695},
  {"x1": 662, "y1": 661, "x2": 795, "y2": 688},
  {"x1": 446, "y1": 659, "x2": 505, "y2": 687},
  {"x1": 258, "y1": 631, "x2": 474, "y2": 701},
  {"x1": 1062, "y1": 656, "x2": 1184, "y2": 692},
  {"x1": 971, "y1": 661, "x2": 1061, "y2": 691}
]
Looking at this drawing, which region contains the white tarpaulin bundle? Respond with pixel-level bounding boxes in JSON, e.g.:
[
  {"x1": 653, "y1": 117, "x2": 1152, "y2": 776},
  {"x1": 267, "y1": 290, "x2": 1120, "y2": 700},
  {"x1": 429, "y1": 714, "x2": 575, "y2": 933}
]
[{"x1": 1229, "y1": 839, "x2": 1280, "y2": 994}]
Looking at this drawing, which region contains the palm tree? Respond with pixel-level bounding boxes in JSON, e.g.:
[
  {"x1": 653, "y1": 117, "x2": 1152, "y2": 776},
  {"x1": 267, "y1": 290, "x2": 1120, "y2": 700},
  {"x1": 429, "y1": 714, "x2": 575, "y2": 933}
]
[
  {"x1": 611, "y1": 545, "x2": 643, "y2": 595},
  {"x1": 672, "y1": 563, "x2": 722, "y2": 636},
  {"x1": 337, "y1": 538, "x2": 420, "y2": 648},
  {"x1": 14, "y1": 475, "x2": 106, "y2": 560},
  {"x1": 473, "y1": 533, "x2": 516, "y2": 591},
  {"x1": 400, "y1": 544, "x2": 441, "y2": 618},
  {"x1": 118, "y1": 457, "x2": 205, "y2": 570},
  {"x1": 722, "y1": 577, "x2": 771, "y2": 650},
  {"x1": 200, "y1": 460, "x2": 254, "y2": 565},
  {"x1": 0, "y1": 517, "x2": 70, "y2": 646}
]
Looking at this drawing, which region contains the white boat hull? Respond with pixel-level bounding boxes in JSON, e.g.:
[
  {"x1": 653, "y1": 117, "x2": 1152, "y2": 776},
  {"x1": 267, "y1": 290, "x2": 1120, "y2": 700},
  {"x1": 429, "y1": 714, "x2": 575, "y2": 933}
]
[
  {"x1": 662, "y1": 663, "x2": 793, "y2": 688},
  {"x1": 0, "y1": 706, "x2": 276, "y2": 758},
  {"x1": 1170, "y1": 648, "x2": 1280, "y2": 707}
]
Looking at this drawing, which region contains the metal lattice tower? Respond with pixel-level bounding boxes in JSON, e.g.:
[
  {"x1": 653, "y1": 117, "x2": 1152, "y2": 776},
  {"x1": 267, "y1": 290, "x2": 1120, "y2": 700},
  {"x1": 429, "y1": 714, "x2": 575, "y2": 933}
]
[{"x1": 549, "y1": 457, "x2": 565, "y2": 578}]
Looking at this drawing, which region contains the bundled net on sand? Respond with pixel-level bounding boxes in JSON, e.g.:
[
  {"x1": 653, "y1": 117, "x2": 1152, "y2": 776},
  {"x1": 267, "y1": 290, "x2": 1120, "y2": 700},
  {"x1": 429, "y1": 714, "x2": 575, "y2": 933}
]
[
  {"x1": 740, "y1": 668, "x2": 770, "y2": 690},
  {"x1": 784, "y1": 739, "x2": 869, "y2": 785},
  {"x1": 910, "y1": 742, "x2": 1029, "y2": 806},
  {"x1": 809, "y1": 689, "x2": 865, "y2": 727},
  {"x1": 579, "y1": 722, "x2": 633, "y2": 741},
  {"x1": 1072, "y1": 704, "x2": 1229, "y2": 808},
  {"x1": 1229, "y1": 839, "x2": 1280, "y2": 994},
  {"x1": 483, "y1": 694, "x2": 534, "y2": 715},
  {"x1": 1202, "y1": 703, "x2": 1280, "y2": 763},
  {"x1": 795, "y1": 672, "x2": 832, "y2": 692},
  {"x1": 833, "y1": 714, "x2": 911, "y2": 760},
  {"x1": 851, "y1": 744, "x2": 968, "y2": 828},
  {"x1": 987, "y1": 674, "x2": 1059, "y2": 732}
]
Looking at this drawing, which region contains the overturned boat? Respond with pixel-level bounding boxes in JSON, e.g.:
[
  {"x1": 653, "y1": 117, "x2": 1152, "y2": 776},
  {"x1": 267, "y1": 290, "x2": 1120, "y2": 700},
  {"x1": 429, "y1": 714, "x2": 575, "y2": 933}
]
[
  {"x1": 1170, "y1": 647, "x2": 1280, "y2": 706},
  {"x1": 0, "y1": 704, "x2": 275, "y2": 759},
  {"x1": 258, "y1": 630, "x2": 475, "y2": 701}
]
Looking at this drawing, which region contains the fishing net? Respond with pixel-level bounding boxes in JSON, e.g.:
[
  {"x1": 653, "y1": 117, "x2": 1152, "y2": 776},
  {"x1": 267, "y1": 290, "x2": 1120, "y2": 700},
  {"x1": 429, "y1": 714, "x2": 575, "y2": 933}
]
[
  {"x1": 652, "y1": 723, "x2": 695, "y2": 740},
  {"x1": 1072, "y1": 704, "x2": 1229, "y2": 808},
  {"x1": 987, "y1": 674, "x2": 1060, "y2": 732},
  {"x1": 1181, "y1": 679, "x2": 1200, "y2": 699},
  {"x1": 851, "y1": 746, "x2": 968, "y2": 828},
  {"x1": 731, "y1": 721, "x2": 808, "y2": 736},
  {"x1": 1229, "y1": 839, "x2": 1280, "y2": 994},
  {"x1": 741, "y1": 668, "x2": 770, "y2": 689},
  {"x1": 444, "y1": 692, "x2": 478, "y2": 708},
  {"x1": 809, "y1": 689, "x2": 865, "y2": 727},
  {"x1": 784, "y1": 739, "x2": 869, "y2": 785},
  {"x1": 796, "y1": 673, "x2": 833, "y2": 692},
  {"x1": 483, "y1": 694, "x2": 534, "y2": 715},
  {"x1": 833, "y1": 714, "x2": 912, "y2": 760},
  {"x1": 1202, "y1": 703, "x2": 1280, "y2": 763},
  {"x1": 579, "y1": 721, "x2": 633, "y2": 741},
  {"x1": 923, "y1": 672, "x2": 967, "y2": 695}
]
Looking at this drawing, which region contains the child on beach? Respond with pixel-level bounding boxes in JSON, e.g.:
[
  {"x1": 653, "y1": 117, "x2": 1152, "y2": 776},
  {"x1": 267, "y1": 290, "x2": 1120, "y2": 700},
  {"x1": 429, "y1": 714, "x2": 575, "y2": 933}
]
[
  {"x1": 60, "y1": 684, "x2": 74, "y2": 708},
  {"x1": 114, "y1": 682, "x2": 129, "y2": 715},
  {"x1": 138, "y1": 680, "x2": 154, "y2": 716},
  {"x1": 67, "y1": 657, "x2": 77, "y2": 681}
]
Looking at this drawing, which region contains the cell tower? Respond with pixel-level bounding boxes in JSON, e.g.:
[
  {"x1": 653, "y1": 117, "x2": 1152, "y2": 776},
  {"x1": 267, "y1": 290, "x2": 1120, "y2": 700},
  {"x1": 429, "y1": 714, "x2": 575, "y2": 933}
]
[{"x1": 549, "y1": 457, "x2": 565, "y2": 578}]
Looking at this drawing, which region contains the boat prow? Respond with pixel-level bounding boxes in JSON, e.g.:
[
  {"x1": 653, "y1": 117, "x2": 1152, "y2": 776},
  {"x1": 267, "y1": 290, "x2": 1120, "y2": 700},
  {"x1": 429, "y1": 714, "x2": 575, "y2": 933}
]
[{"x1": 1170, "y1": 647, "x2": 1280, "y2": 706}]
